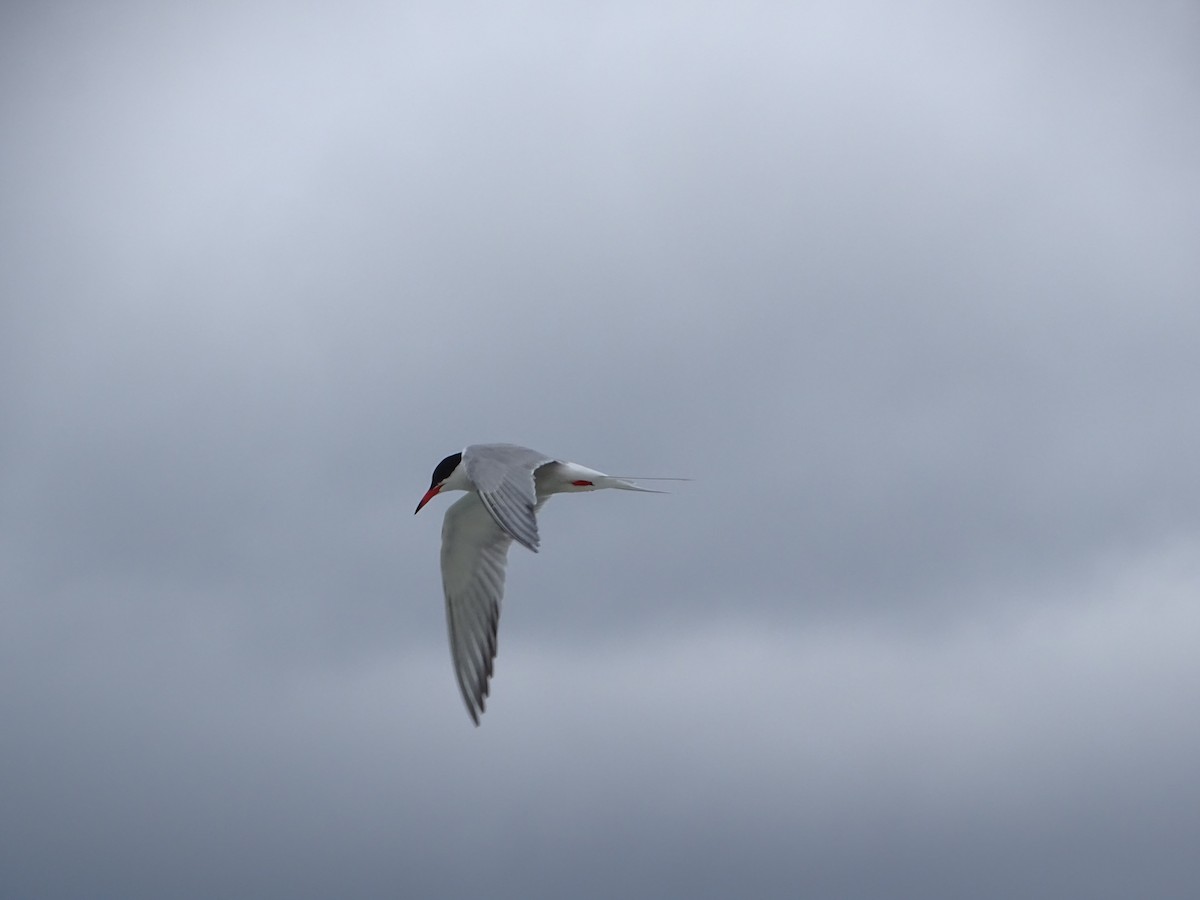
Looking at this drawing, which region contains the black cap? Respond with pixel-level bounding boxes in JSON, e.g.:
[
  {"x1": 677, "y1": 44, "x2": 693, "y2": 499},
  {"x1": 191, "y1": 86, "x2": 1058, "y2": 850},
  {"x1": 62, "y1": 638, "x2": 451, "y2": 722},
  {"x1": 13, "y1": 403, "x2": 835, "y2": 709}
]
[{"x1": 430, "y1": 452, "x2": 463, "y2": 487}]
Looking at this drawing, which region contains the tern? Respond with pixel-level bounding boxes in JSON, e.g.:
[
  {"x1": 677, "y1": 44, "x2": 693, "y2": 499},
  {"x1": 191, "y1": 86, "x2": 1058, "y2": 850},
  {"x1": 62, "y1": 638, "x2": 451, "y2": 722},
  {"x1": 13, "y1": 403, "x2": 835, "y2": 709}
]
[{"x1": 415, "y1": 442, "x2": 667, "y2": 724}]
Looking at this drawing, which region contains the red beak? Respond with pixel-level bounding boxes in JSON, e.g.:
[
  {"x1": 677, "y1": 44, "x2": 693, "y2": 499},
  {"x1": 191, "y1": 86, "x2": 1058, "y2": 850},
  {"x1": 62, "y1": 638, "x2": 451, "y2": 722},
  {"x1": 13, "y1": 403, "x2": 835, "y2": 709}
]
[{"x1": 414, "y1": 484, "x2": 441, "y2": 514}]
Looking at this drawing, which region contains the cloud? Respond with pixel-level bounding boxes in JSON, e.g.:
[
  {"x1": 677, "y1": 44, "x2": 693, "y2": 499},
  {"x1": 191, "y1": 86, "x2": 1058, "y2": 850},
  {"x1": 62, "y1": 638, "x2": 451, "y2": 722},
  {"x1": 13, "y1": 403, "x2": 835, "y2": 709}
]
[
  {"x1": 2, "y1": 0, "x2": 1198, "y2": 897},
  {"x1": 3, "y1": 535, "x2": 1197, "y2": 898}
]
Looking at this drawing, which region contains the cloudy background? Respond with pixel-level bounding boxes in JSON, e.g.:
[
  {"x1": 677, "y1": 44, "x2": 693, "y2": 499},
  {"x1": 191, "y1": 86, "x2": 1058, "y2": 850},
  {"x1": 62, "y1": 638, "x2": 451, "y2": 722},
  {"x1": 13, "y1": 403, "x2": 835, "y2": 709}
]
[{"x1": 3, "y1": 1, "x2": 1199, "y2": 897}]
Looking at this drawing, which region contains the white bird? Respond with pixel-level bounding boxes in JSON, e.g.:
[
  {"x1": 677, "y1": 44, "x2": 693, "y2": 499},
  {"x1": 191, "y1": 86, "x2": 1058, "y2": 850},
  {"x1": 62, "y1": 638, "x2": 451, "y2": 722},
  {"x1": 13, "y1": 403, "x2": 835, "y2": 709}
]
[{"x1": 414, "y1": 443, "x2": 667, "y2": 724}]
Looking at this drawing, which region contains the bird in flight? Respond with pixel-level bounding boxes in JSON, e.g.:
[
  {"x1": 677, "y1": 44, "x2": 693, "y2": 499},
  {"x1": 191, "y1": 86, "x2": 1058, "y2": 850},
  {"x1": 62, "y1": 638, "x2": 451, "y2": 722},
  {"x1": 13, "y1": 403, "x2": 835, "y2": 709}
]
[{"x1": 415, "y1": 443, "x2": 668, "y2": 724}]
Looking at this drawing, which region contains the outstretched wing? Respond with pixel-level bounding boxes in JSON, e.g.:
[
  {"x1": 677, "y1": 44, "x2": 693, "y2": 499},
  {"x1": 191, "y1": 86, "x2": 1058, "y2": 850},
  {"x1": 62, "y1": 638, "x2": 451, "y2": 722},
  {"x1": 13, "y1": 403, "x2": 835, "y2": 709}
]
[
  {"x1": 440, "y1": 492, "x2": 514, "y2": 724},
  {"x1": 462, "y1": 443, "x2": 555, "y2": 552}
]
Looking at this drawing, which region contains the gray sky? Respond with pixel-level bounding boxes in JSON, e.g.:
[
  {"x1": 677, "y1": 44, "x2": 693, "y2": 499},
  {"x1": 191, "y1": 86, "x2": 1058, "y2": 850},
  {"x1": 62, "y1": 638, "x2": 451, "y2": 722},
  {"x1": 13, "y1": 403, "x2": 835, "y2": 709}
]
[{"x1": 3, "y1": 1, "x2": 1199, "y2": 897}]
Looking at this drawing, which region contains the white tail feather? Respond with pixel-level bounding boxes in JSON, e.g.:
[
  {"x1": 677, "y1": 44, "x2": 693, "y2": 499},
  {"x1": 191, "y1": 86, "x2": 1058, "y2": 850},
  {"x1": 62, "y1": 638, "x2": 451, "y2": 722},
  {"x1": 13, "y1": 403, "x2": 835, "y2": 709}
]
[{"x1": 599, "y1": 476, "x2": 671, "y2": 493}]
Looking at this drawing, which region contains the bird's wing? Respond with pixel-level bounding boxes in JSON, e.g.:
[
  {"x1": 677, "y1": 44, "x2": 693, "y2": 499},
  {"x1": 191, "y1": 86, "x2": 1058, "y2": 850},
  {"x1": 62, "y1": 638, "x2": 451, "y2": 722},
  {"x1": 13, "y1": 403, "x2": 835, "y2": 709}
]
[
  {"x1": 462, "y1": 443, "x2": 555, "y2": 552},
  {"x1": 440, "y1": 491, "x2": 516, "y2": 725}
]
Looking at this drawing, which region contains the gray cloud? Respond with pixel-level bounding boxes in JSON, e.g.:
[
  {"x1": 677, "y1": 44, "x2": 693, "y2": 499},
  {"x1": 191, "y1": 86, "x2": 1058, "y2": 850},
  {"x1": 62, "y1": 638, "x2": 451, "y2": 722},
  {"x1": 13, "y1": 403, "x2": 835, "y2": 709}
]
[{"x1": 3, "y1": 1, "x2": 1199, "y2": 897}]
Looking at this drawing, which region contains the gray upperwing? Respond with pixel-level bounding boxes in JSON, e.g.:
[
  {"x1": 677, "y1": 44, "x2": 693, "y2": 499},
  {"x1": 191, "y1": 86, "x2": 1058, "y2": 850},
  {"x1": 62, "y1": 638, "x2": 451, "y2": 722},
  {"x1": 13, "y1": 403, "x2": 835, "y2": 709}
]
[{"x1": 463, "y1": 444, "x2": 555, "y2": 552}]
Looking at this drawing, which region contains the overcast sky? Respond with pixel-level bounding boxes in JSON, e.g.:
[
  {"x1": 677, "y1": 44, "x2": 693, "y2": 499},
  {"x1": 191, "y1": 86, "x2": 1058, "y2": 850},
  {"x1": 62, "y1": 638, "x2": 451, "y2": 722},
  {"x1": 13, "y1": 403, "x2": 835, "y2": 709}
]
[{"x1": 3, "y1": 1, "x2": 1199, "y2": 897}]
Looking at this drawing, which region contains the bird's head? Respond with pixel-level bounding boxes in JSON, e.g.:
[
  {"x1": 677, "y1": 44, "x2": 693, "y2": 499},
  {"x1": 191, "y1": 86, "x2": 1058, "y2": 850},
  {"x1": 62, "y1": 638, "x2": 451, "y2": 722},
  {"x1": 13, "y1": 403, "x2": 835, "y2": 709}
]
[{"x1": 414, "y1": 451, "x2": 464, "y2": 514}]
